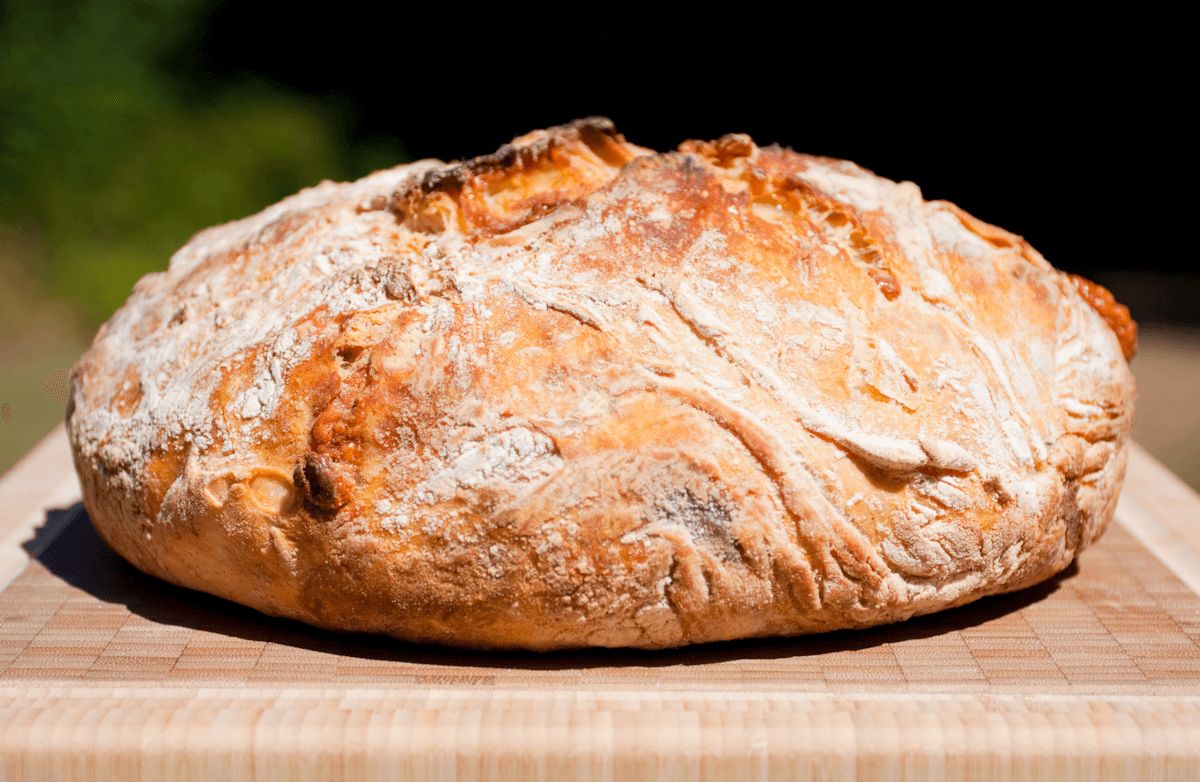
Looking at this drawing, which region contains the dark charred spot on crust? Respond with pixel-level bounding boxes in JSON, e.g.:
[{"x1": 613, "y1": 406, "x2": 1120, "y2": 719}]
[
  {"x1": 335, "y1": 344, "x2": 365, "y2": 369},
  {"x1": 294, "y1": 453, "x2": 345, "y2": 512}
]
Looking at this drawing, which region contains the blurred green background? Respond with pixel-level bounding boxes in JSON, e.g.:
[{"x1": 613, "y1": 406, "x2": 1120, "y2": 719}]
[{"x1": 0, "y1": 0, "x2": 404, "y2": 472}]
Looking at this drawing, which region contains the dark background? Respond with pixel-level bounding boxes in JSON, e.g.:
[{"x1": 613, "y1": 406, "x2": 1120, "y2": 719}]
[
  {"x1": 1, "y1": 4, "x2": 1196, "y2": 477},
  {"x1": 4, "y1": 4, "x2": 1192, "y2": 321},
  {"x1": 187, "y1": 9, "x2": 1192, "y2": 317}
]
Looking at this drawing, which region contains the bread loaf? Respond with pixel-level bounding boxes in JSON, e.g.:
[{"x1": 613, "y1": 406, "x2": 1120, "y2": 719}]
[{"x1": 68, "y1": 118, "x2": 1136, "y2": 649}]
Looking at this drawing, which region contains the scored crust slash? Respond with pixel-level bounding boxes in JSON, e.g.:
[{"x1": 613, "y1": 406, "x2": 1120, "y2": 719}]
[{"x1": 66, "y1": 118, "x2": 1136, "y2": 650}]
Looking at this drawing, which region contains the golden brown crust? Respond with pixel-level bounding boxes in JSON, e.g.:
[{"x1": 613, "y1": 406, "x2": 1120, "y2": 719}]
[
  {"x1": 1069, "y1": 274, "x2": 1138, "y2": 359},
  {"x1": 68, "y1": 120, "x2": 1137, "y2": 650}
]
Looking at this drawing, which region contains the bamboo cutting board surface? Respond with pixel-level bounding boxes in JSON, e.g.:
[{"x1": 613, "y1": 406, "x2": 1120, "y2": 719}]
[{"x1": 2, "y1": 426, "x2": 1200, "y2": 779}]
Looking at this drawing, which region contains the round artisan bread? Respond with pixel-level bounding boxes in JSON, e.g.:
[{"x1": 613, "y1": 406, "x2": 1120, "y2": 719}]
[{"x1": 68, "y1": 118, "x2": 1137, "y2": 650}]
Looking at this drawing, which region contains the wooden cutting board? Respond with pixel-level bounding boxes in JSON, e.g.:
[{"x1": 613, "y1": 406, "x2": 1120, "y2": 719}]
[{"x1": 2, "y1": 426, "x2": 1199, "y2": 780}]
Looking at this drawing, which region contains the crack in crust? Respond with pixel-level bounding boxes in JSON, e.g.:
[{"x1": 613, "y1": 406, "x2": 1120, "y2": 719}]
[
  {"x1": 415, "y1": 117, "x2": 620, "y2": 193},
  {"x1": 389, "y1": 117, "x2": 645, "y2": 237},
  {"x1": 293, "y1": 453, "x2": 346, "y2": 513}
]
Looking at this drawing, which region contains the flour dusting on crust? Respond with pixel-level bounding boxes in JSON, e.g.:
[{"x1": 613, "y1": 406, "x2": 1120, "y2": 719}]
[{"x1": 68, "y1": 119, "x2": 1136, "y2": 650}]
